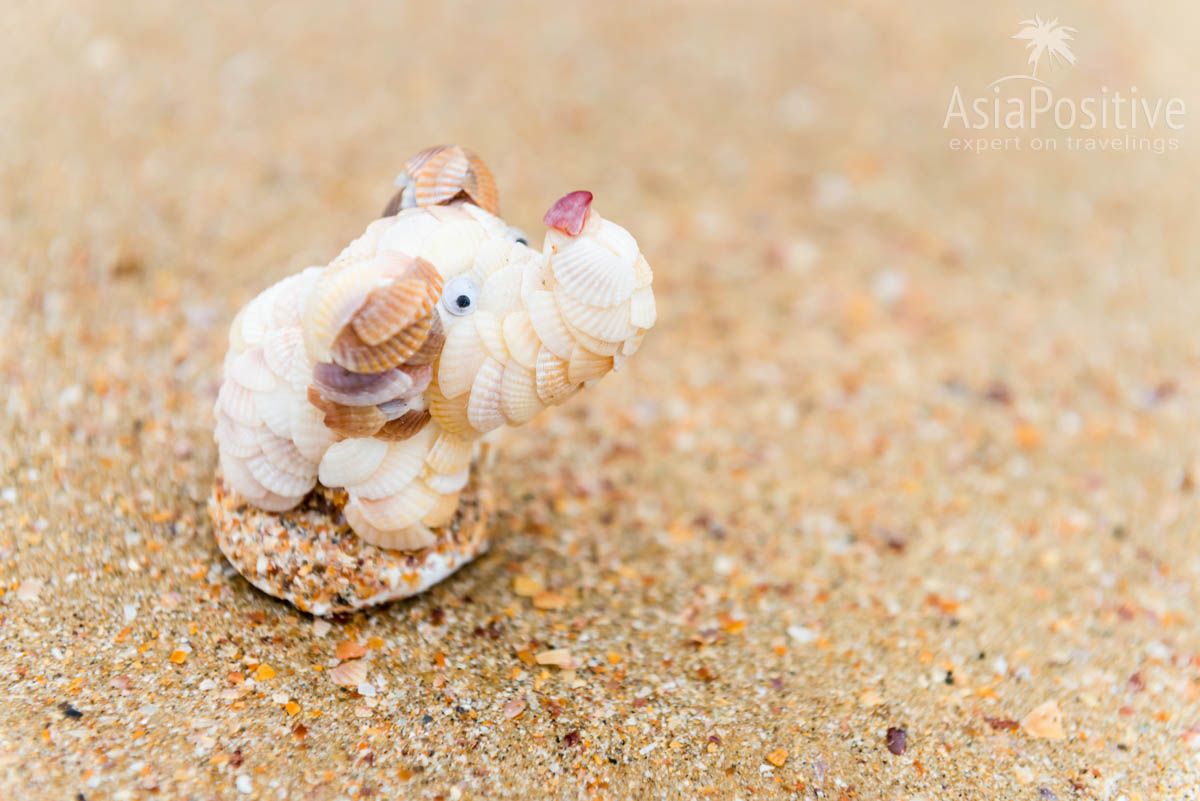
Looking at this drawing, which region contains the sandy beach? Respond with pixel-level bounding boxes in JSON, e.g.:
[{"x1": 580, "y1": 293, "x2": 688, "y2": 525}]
[{"x1": 2, "y1": 1, "x2": 1200, "y2": 798}]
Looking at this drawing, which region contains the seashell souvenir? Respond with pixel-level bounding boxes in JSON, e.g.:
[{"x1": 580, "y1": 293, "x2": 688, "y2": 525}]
[{"x1": 210, "y1": 146, "x2": 656, "y2": 613}]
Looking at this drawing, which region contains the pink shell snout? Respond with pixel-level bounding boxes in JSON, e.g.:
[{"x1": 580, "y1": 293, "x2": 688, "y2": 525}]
[{"x1": 543, "y1": 190, "x2": 593, "y2": 236}]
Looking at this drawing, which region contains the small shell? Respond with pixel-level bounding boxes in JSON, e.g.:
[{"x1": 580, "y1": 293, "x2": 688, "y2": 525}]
[
  {"x1": 239, "y1": 286, "x2": 279, "y2": 346},
  {"x1": 354, "y1": 433, "x2": 433, "y2": 499},
  {"x1": 377, "y1": 208, "x2": 441, "y2": 257},
  {"x1": 331, "y1": 315, "x2": 433, "y2": 374},
  {"x1": 437, "y1": 320, "x2": 487, "y2": 399},
  {"x1": 500, "y1": 362, "x2": 542, "y2": 425},
  {"x1": 472, "y1": 237, "x2": 514, "y2": 282},
  {"x1": 405, "y1": 145, "x2": 499, "y2": 215},
  {"x1": 550, "y1": 236, "x2": 637, "y2": 308},
  {"x1": 376, "y1": 409, "x2": 431, "y2": 441},
  {"x1": 356, "y1": 480, "x2": 440, "y2": 531},
  {"x1": 425, "y1": 468, "x2": 469, "y2": 494},
  {"x1": 328, "y1": 656, "x2": 370, "y2": 687},
  {"x1": 313, "y1": 364, "x2": 413, "y2": 407},
  {"x1": 629, "y1": 287, "x2": 657, "y2": 330},
  {"x1": 526, "y1": 290, "x2": 575, "y2": 359},
  {"x1": 319, "y1": 437, "x2": 389, "y2": 487},
  {"x1": 303, "y1": 257, "x2": 376, "y2": 362},
  {"x1": 473, "y1": 310, "x2": 508, "y2": 363},
  {"x1": 404, "y1": 314, "x2": 445, "y2": 366},
  {"x1": 634, "y1": 253, "x2": 653, "y2": 289},
  {"x1": 216, "y1": 380, "x2": 257, "y2": 426},
  {"x1": 309, "y1": 387, "x2": 387, "y2": 438},
  {"x1": 555, "y1": 290, "x2": 637, "y2": 342},
  {"x1": 215, "y1": 414, "x2": 259, "y2": 458},
  {"x1": 427, "y1": 384, "x2": 472, "y2": 435},
  {"x1": 419, "y1": 218, "x2": 489, "y2": 279},
  {"x1": 256, "y1": 389, "x2": 294, "y2": 440},
  {"x1": 502, "y1": 310, "x2": 541, "y2": 370},
  {"x1": 270, "y1": 268, "x2": 317, "y2": 328},
  {"x1": 535, "y1": 348, "x2": 577, "y2": 405},
  {"x1": 479, "y1": 263, "x2": 522, "y2": 315},
  {"x1": 258, "y1": 431, "x2": 316, "y2": 479},
  {"x1": 421, "y1": 490, "x2": 462, "y2": 528},
  {"x1": 291, "y1": 396, "x2": 337, "y2": 462},
  {"x1": 221, "y1": 449, "x2": 268, "y2": 501},
  {"x1": 246, "y1": 452, "x2": 315, "y2": 498},
  {"x1": 350, "y1": 276, "x2": 440, "y2": 346},
  {"x1": 228, "y1": 348, "x2": 276, "y2": 394},
  {"x1": 467, "y1": 357, "x2": 506, "y2": 432},
  {"x1": 262, "y1": 327, "x2": 310, "y2": 389},
  {"x1": 426, "y1": 430, "x2": 474, "y2": 475},
  {"x1": 561, "y1": 317, "x2": 622, "y2": 357},
  {"x1": 567, "y1": 346, "x2": 613, "y2": 385},
  {"x1": 622, "y1": 330, "x2": 646, "y2": 356}
]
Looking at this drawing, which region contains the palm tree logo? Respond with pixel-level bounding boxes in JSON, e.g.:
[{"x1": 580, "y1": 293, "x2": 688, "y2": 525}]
[{"x1": 1012, "y1": 16, "x2": 1076, "y2": 79}]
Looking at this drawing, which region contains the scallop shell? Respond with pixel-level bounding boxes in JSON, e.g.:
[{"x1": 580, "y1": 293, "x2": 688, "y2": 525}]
[
  {"x1": 634, "y1": 254, "x2": 653, "y2": 289},
  {"x1": 473, "y1": 310, "x2": 508, "y2": 363},
  {"x1": 262, "y1": 327, "x2": 310, "y2": 389},
  {"x1": 228, "y1": 348, "x2": 277, "y2": 394},
  {"x1": 246, "y1": 452, "x2": 315, "y2": 498},
  {"x1": 479, "y1": 263, "x2": 522, "y2": 315},
  {"x1": 471, "y1": 237, "x2": 514, "y2": 282},
  {"x1": 622, "y1": 330, "x2": 646, "y2": 356},
  {"x1": 560, "y1": 316, "x2": 622, "y2": 356},
  {"x1": 258, "y1": 431, "x2": 316, "y2": 479},
  {"x1": 328, "y1": 656, "x2": 370, "y2": 688},
  {"x1": 526, "y1": 290, "x2": 575, "y2": 359},
  {"x1": 215, "y1": 414, "x2": 259, "y2": 458},
  {"x1": 555, "y1": 290, "x2": 637, "y2": 342},
  {"x1": 404, "y1": 314, "x2": 445, "y2": 366},
  {"x1": 568, "y1": 346, "x2": 614, "y2": 385},
  {"x1": 535, "y1": 348, "x2": 578, "y2": 405},
  {"x1": 405, "y1": 145, "x2": 499, "y2": 215},
  {"x1": 421, "y1": 490, "x2": 462, "y2": 528},
  {"x1": 425, "y1": 468, "x2": 469, "y2": 494},
  {"x1": 331, "y1": 314, "x2": 433, "y2": 374},
  {"x1": 419, "y1": 218, "x2": 489, "y2": 279},
  {"x1": 319, "y1": 437, "x2": 389, "y2": 487},
  {"x1": 303, "y1": 257, "x2": 376, "y2": 362},
  {"x1": 257, "y1": 389, "x2": 295, "y2": 440},
  {"x1": 313, "y1": 364, "x2": 413, "y2": 407},
  {"x1": 550, "y1": 237, "x2": 636, "y2": 308},
  {"x1": 239, "y1": 286, "x2": 279, "y2": 346},
  {"x1": 629, "y1": 287, "x2": 657, "y2": 329},
  {"x1": 291, "y1": 396, "x2": 337, "y2": 462},
  {"x1": 309, "y1": 387, "x2": 387, "y2": 437},
  {"x1": 377, "y1": 409, "x2": 431, "y2": 441},
  {"x1": 217, "y1": 380, "x2": 257, "y2": 426},
  {"x1": 271, "y1": 268, "x2": 318, "y2": 328},
  {"x1": 378, "y1": 208, "x2": 441, "y2": 257},
  {"x1": 427, "y1": 384, "x2": 472, "y2": 435},
  {"x1": 350, "y1": 276, "x2": 439, "y2": 346},
  {"x1": 502, "y1": 310, "x2": 541, "y2": 370},
  {"x1": 500, "y1": 362, "x2": 542, "y2": 425},
  {"x1": 356, "y1": 480, "x2": 440, "y2": 531},
  {"x1": 467, "y1": 357, "x2": 506, "y2": 433},
  {"x1": 220, "y1": 449, "x2": 268, "y2": 501},
  {"x1": 426, "y1": 431, "x2": 474, "y2": 475},
  {"x1": 437, "y1": 320, "x2": 487, "y2": 398},
  {"x1": 354, "y1": 432, "x2": 433, "y2": 499}
]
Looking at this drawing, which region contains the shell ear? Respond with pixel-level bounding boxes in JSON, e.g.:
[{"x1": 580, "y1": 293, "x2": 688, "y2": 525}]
[
  {"x1": 401, "y1": 145, "x2": 500, "y2": 215},
  {"x1": 544, "y1": 191, "x2": 593, "y2": 236}
]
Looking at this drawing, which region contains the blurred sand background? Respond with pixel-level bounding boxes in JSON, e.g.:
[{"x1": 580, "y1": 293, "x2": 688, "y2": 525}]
[{"x1": 3, "y1": 1, "x2": 1200, "y2": 798}]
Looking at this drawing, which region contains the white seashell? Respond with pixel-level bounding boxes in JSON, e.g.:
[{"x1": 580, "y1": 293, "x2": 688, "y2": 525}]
[
  {"x1": 353, "y1": 428, "x2": 435, "y2": 500},
  {"x1": 425, "y1": 468, "x2": 469, "y2": 494},
  {"x1": 629, "y1": 287, "x2": 656, "y2": 329},
  {"x1": 526, "y1": 290, "x2": 575, "y2": 359},
  {"x1": 271, "y1": 268, "x2": 320, "y2": 328},
  {"x1": 221, "y1": 450, "x2": 268, "y2": 501},
  {"x1": 257, "y1": 389, "x2": 295, "y2": 440},
  {"x1": 467, "y1": 357, "x2": 506, "y2": 432},
  {"x1": 622, "y1": 330, "x2": 646, "y2": 356},
  {"x1": 421, "y1": 490, "x2": 462, "y2": 528},
  {"x1": 437, "y1": 319, "x2": 487, "y2": 398},
  {"x1": 555, "y1": 290, "x2": 637, "y2": 342},
  {"x1": 473, "y1": 310, "x2": 508, "y2": 363},
  {"x1": 500, "y1": 362, "x2": 542, "y2": 425},
  {"x1": 568, "y1": 346, "x2": 613, "y2": 385},
  {"x1": 427, "y1": 384, "x2": 472, "y2": 435},
  {"x1": 502, "y1": 310, "x2": 541, "y2": 370},
  {"x1": 339, "y1": 217, "x2": 395, "y2": 263},
  {"x1": 355, "y1": 480, "x2": 439, "y2": 531},
  {"x1": 253, "y1": 490, "x2": 305, "y2": 513},
  {"x1": 561, "y1": 317, "x2": 622, "y2": 356},
  {"x1": 426, "y1": 430, "x2": 474, "y2": 475},
  {"x1": 239, "y1": 285, "x2": 280, "y2": 346},
  {"x1": 535, "y1": 348, "x2": 577, "y2": 405},
  {"x1": 302, "y1": 257, "x2": 378, "y2": 362},
  {"x1": 634, "y1": 254, "x2": 653, "y2": 289},
  {"x1": 550, "y1": 236, "x2": 636, "y2": 308},
  {"x1": 262, "y1": 327, "x2": 311, "y2": 389},
  {"x1": 246, "y1": 452, "x2": 315, "y2": 497},
  {"x1": 471, "y1": 237, "x2": 514, "y2": 281},
  {"x1": 216, "y1": 380, "x2": 257, "y2": 426},
  {"x1": 291, "y1": 396, "x2": 337, "y2": 462},
  {"x1": 319, "y1": 438, "x2": 389, "y2": 487},
  {"x1": 215, "y1": 414, "x2": 260, "y2": 458},
  {"x1": 313, "y1": 364, "x2": 413, "y2": 406},
  {"x1": 229, "y1": 348, "x2": 277, "y2": 394},
  {"x1": 419, "y1": 218, "x2": 488, "y2": 279},
  {"x1": 377, "y1": 208, "x2": 441, "y2": 258},
  {"x1": 328, "y1": 655, "x2": 371, "y2": 687},
  {"x1": 479, "y1": 263, "x2": 522, "y2": 315},
  {"x1": 258, "y1": 430, "x2": 316, "y2": 479}
]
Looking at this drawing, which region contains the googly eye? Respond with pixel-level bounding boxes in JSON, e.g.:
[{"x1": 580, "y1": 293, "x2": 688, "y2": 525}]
[
  {"x1": 505, "y1": 226, "x2": 529, "y2": 246},
  {"x1": 441, "y1": 276, "x2": 478, "y2": 316}
]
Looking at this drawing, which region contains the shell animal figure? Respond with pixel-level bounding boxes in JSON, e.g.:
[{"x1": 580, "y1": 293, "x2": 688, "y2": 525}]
[{"x1": 213, "y1": 148, "x2": 656, "y2": 564}]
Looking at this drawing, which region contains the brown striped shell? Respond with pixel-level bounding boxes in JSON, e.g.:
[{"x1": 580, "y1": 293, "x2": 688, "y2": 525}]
[{"x1": 383, "y1": 145, "x2": 500, "y2": 217}]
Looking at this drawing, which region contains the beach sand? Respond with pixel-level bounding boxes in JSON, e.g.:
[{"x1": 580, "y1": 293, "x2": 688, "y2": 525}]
[{"x1": 2, "y1": 1, "x2": 1200, "y2": 798}]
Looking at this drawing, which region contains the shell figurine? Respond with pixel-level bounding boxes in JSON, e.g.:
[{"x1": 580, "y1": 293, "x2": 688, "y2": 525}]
[{"x1": 209, "y1": 146, "x2": 656, "y2": 614}]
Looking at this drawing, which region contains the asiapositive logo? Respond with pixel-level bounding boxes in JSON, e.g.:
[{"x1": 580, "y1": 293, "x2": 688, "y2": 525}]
[{"x1": 944, "y1": 17, "x2": 1185, "y2": 154}]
